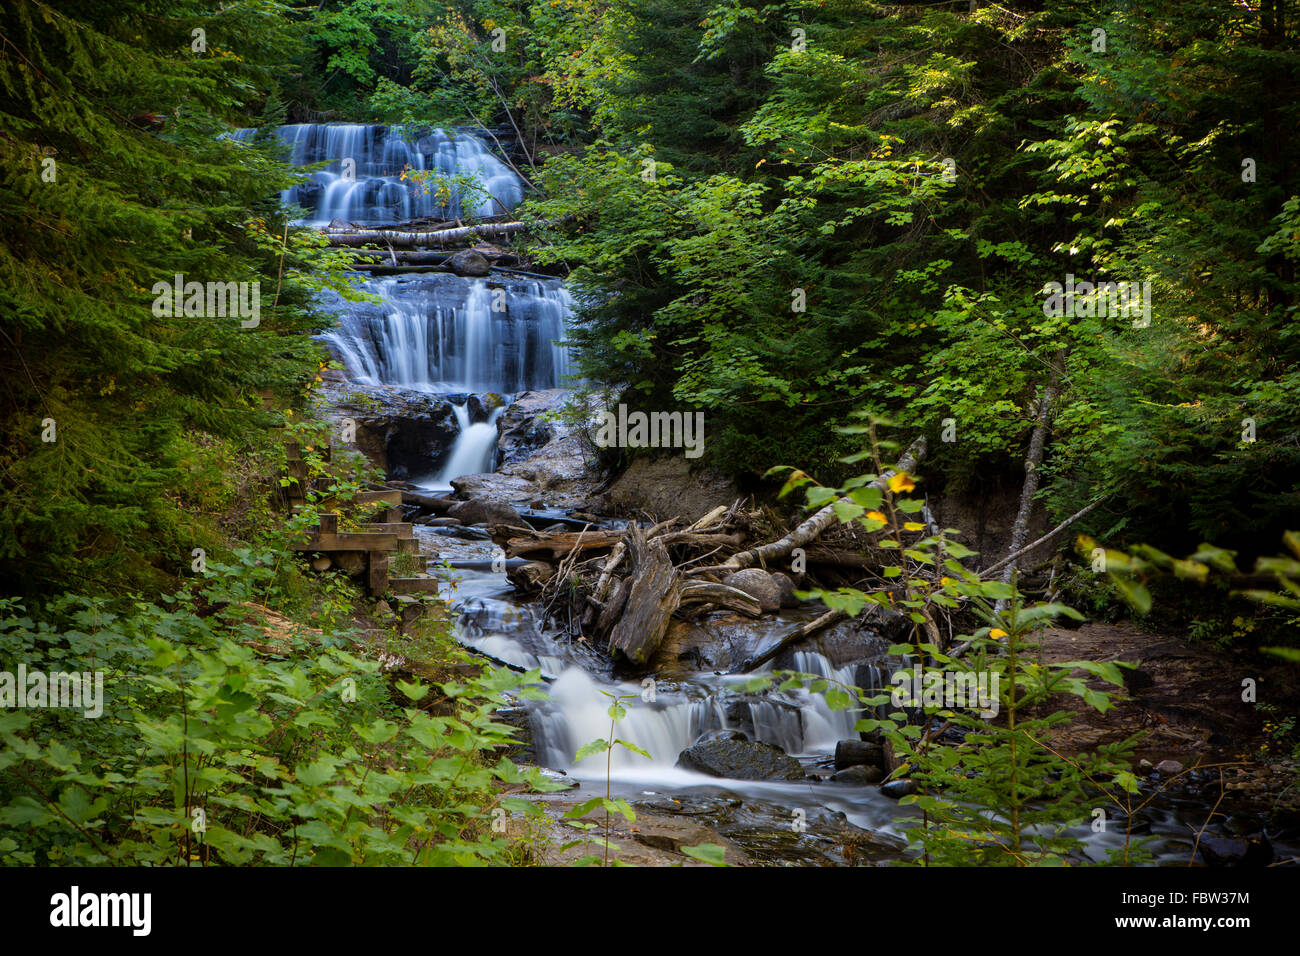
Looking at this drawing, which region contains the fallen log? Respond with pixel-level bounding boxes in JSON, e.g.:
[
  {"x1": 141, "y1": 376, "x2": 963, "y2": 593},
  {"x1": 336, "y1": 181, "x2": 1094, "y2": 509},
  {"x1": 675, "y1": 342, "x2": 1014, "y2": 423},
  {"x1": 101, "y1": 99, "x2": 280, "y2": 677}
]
[
  {"x1": 500, "y1": 528, "x2": 625, "y2": 559},
  {"x1": 701, "y1": 438, "x2": 928, "y2": 575},
  {"x1": 677, "y1": 582, "x2": 762, "y2": 618},
  {"x1": 732, "y1": 609, "x2": 847, "y2": 674},
  {"x1": 607, "y1": 524, "x2": 680, "y2": 667},
  {"x1": 325, "y1": 220, "x2": 533, "y2": 248}
]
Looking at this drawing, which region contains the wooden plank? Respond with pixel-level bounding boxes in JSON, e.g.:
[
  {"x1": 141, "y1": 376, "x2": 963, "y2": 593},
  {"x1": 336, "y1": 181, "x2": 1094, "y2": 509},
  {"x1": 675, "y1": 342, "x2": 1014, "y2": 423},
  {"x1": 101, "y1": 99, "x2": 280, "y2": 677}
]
[
  {"x1": 389, "y1": 576, "x2": 442, "y2": 593},
  {"x1": 360, "y1": 522, "x2": 414, "y2": 536},
  {"x1": 396, "y1": 538, "x2": 421, "y2": 554},
  {"x1": 289, "y1": 532, "x2": 400, "y2": 552},
  {"x1": 368, "y1": 551, "x2": 389, "y2": 595},
  {"x1": 357, "y1": 489, "x2": 403, "y2": 507},
  {"x1": 319, "y1": 513, "x2": 339, "y2": 535}
]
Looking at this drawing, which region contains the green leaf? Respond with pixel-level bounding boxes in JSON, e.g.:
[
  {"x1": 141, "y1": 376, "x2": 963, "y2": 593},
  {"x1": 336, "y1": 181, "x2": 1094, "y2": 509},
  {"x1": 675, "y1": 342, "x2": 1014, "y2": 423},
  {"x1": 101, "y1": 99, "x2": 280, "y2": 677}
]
[{"x1": 680, "y1": 842, "x2": 730, "y2": 866}]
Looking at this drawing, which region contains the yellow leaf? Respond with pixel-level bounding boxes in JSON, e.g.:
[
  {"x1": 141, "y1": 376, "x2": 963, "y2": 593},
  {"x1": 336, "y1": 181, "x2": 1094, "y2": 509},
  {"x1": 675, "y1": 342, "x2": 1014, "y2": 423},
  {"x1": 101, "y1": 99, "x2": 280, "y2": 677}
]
[
  {"x1": 989, "y1": 628, "x2": 1008, "y2": 640},
  {"x1": 866, "y1": 511, "x2": 887, "y2": 523},
  {"x1": 903, "y1": 521, "x2": 926, "y2": 531},
  {"x1": 888, "y1": 472, "x2": 915, "y2": 493}
]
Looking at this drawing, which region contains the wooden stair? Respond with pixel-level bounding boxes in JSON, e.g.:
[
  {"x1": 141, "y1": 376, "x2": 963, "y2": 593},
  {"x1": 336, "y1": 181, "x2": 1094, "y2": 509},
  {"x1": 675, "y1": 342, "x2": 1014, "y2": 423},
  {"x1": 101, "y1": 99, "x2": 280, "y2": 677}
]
[{"x1": 281, "y1": 441, "x2": 440, "y2": 598}]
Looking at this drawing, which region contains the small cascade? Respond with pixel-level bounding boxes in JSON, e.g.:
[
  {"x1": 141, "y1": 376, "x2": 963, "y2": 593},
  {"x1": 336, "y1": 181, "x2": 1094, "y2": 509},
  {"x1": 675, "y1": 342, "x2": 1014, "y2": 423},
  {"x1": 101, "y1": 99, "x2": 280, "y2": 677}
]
[
  {"x1": 229, "y1": 124, "x2": 522, "y2": 225},
  {"x1": 527, "y1": 651, "x2": 873, "y2": 777},
  {"x1": 427, "y1": 404, "x2": 502, "y2": 491}
]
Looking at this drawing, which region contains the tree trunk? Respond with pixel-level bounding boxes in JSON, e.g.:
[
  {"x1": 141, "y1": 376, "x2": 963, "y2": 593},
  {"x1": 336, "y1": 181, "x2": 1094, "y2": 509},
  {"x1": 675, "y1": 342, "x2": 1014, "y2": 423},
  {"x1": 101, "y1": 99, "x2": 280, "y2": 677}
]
[
  {"x1": 607, "y1": 524, "x2": 680, "y2": 667},
  {"x1": 995, "y1": 365, "x2": 1063, "y2": 611}
]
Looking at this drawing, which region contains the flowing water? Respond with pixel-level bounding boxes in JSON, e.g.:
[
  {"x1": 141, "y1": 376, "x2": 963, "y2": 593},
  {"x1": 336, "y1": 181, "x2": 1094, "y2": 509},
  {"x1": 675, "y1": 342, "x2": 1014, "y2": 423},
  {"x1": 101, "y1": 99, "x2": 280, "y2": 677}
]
[
  {"x1": 230, "y1": 123, "x2": 521, "y2": 225},
  {"x1": 281, "y1": 122, "x2": 1291, "y2": 865}
]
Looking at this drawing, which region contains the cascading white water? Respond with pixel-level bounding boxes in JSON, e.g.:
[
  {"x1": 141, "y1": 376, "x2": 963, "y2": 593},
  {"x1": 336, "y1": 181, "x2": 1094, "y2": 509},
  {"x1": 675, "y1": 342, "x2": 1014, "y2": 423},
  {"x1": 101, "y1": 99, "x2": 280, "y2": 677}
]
[
  {"x1": 427, "y1": 404, "x2": 502, "y2": 490},
  {"x1": 229, "y1": 124, "x2": 522, "y2": 225},
  {"x1": 528, "y1": 653, "x2": 869, "y2": 777},
  {"x1": 319, "y1": 274, "x2": 573, "y2": 394}
]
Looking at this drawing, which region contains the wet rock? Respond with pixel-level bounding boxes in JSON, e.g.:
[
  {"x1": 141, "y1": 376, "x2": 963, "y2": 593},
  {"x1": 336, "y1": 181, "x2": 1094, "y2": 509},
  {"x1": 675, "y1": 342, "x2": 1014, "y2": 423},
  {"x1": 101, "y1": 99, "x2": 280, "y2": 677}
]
[
  {"x1": 1198, "y1": 834, "x2": 1273, "y2": 868},
  {"x1": 418, "y1": 516, "x2": 462, "y2": 527},
  {"x1": 447, "y1": 249, "x2": 490, "y2": 277},
  {"x1": 496, "y1": 389, "x2": 566, "y2": 466},
  {"x1": 677, "y1": 731, "x2": 805, "y2": 781},
  {"x1": 446, "y1": 496, "x2": 526, "y2": 527},
  {"x1": 1155, "y1": 759, "x2": 1185, "y2": 776},
  {"x1": 880, "y1": 779, "x2": 917, "y2": 799},
  {"x1": 721, "y1": 569, "x2": 782, "y2": 613},
  {"x1": 831, "y1": 765, "x2": 883, "y2": 785},
  {"x1": 834, "y1": 739, "x2": 884, "y2": 770},
  {"x1": 319, "y1": 380, "x2": 459, "y2": 480},
  {"x1": 771, "y1": 571, "x2": 799, "y2": 608}
]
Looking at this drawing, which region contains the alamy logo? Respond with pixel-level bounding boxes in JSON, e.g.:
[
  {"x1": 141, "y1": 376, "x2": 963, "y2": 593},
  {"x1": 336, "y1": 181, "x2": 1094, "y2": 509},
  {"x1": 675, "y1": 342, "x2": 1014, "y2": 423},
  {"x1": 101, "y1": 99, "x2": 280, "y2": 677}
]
[
  {"x1": 1041, "y1": 274, "x2": 1151, "y2": 327},
  {"x1": 151, "y1": 273, "x2": 260, "y2": 328},
  {"x1": 594, "y1": 404, "x2": 705, "y2": 459},
  {"x1": 891, "y1": 665, "x2": 1000, "y2": 718},
  {"x1": 0, "y1": 664, "x2": 103, "y2": 718},
  {"x1": 50, "y1": 886, "x2": 151, "y2": 936}
]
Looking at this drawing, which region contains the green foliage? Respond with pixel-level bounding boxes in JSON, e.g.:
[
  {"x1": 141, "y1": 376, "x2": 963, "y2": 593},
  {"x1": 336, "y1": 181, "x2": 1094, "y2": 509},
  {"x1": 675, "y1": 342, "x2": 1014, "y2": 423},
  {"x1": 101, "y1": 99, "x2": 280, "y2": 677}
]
[
  {"x1": 0, "y1": 0, "x2": 354, "y2": 595},
  {"x1": 0, "y1": 558, "x2": 563, "y2": 865},
  {"x1": 751, "y1": 424, "x2": 1146, "y2": 865}
]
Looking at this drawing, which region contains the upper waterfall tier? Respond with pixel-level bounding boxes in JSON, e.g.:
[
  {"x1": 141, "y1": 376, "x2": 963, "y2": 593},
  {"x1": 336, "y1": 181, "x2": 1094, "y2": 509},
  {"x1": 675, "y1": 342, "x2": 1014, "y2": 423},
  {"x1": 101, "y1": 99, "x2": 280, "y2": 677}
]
[{"x1": 229, "y1": 124, "x2": 523, "y2": 226}]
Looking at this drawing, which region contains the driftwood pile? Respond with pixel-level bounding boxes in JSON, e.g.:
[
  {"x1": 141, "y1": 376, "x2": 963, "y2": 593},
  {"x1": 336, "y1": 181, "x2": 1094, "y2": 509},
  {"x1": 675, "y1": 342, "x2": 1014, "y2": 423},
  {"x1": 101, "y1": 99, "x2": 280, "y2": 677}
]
[{"x1": 490, "y1": 439, "x2": 934, "y2": 670}]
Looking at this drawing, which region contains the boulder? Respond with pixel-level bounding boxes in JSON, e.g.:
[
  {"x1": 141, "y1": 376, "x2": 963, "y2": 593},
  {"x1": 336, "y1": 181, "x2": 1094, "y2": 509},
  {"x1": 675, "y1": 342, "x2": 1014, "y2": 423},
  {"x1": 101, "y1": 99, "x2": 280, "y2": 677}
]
[
  {"x1": 447, "y1": 249, "x2": 490, "y2": 277},
  {"x1": 880, "y1": 779, "x2": 917, "y2": 799},
  {"x1": 445, "y1": 496, "x2": 526, "y2": 527},
  {"x1": 831, "y1": 765, "x2": 883, "y2": 785},
  {"x1": 1154, "y1": 759, "x2": 1185, "y2": 776},
  {"x1": 676, "y1": 730, "x2": 804, "y2": 781},
  {"x1": 834, "y1": 739, "x2": 884, "y2": 770},
  {"x1": 1197, "y1": 834, "x2": 1273, "y2": 868},
  {"x1": 720, "y1": 569, "x2": 782, "y2": 613},
  {"x1": 771, "y1": 571, "x2": 799, "y2": 608}
]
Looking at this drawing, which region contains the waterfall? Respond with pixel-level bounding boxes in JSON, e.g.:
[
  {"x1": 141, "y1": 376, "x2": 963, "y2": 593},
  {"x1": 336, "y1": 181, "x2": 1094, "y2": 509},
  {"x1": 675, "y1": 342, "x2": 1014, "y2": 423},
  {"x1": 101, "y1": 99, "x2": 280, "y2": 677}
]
[
  {"x1": 228, "y1": 124, "x2": 522, "y2": 226},
  {"x1": 319, "y1": 274, "x2": 572, "y2": 394}
]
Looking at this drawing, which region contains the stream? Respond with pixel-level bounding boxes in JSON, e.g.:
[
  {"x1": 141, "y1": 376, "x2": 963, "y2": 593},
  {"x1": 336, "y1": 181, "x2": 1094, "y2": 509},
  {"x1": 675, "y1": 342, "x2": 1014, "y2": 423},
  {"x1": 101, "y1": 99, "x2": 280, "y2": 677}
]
[{"x1": 289, "y1": 123, "x2": 1290, "y2": 866}]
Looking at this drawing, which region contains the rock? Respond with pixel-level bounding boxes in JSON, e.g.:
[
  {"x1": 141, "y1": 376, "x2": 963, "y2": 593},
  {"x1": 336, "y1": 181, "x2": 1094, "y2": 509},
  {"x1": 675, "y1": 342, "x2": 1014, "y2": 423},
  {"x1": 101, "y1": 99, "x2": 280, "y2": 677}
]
[
  {"x1": 1138, "y1": 758, "x2": 1154, "y2": 771},
  {"x1": 417, "y1": 516, "x2": 462, "y2": 527},
  {"x1": 1198, "y1": 834, "x2": 1273, "y2": 868},
  {"x1": 327, "y1": 217, "x2": 352, "y2": 230},
  {"x1": 334, "y1": 551, "x2": 366, "y2": 575},
  {"x1": 1154, "y1": 759, "x2": 1185, "y2": 776},
  {"x1": 720, "y1": 569, "x2": 782, "y2": 613},
  {"x1": 834, "y1": 739, "x2": 885, "y2": 770},
  {"x1": 373, "y1": 600, "x2": 393, "y2": 618},
  {"x1": 771, "y1": 571, "x2": 799, "y2": 608},
  {"x1": 831, "y1": 765, "x2": 883, "y2": 785},
  {"x1": 319, "y1": 380, "x2": 460, "y2": 480},
  {"x1": 310, "y1": 555, "x2": 332, "y2": 572},
  {"x1": 677, "y1": 731, "x2": 804, "y2": 781},
  {"x1": 594, "y1": 455, "x2": 740, "y2": 523},
  {"x1": 447, "y1": 249, "x2": 490, "y2": 277},
  {"x1": 495, "y1": 389, "x2": 565, "y2": 465},
  {"x1": 880, "y1": 779, "x2": 917, "y2": 799},
  {"x1": 446, "y1": 496, "x2": 526, "y2": 527}
]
